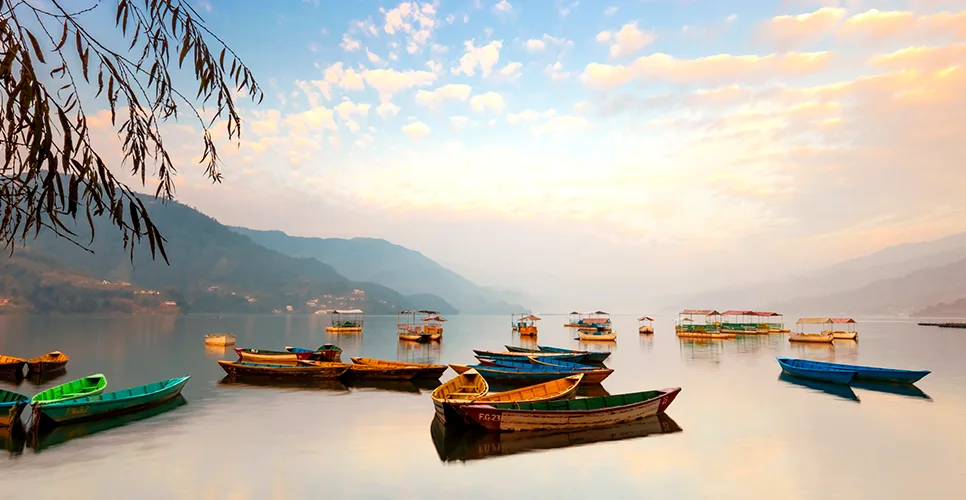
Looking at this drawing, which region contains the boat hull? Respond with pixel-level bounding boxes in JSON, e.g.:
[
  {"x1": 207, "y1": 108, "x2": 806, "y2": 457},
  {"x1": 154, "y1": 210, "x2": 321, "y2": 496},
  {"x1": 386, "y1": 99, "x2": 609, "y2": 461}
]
[
  {"x1": 399, "y1": 333, "x2": 442, "y2": 342},
  {"x1": 345, "y1": 365, "x2": 420, "y2": 381},
  {"x1": 638, "y1": 326, "x2": 654, "y2": 334},
  {"x1": 776, "y1": 357, "x2": 855, "y2": 384},
  {"x1": 788, "y1": 333, "x2": 834, "y2": 343},
  {"x1": 350, "y1": 357, "x2": 447, "y2": 379},
  {"x1": 536, "y1": 346, "x2": 611, "y2": 363},
  {"x1": 326, "y1": 326, "x2": 363, "y2": 333},
  {"x1": 518, "y1": 326, "x2": 538, "y2": 336},
  {"x1": 205, "y1": 333, "x2": 236, "y2": 346},
  {"x1": 26, "y1": 352, "x2": 69, "y2": 374},
  {"x1": 472, "y1": 365, "x2": 613, "y2": 385},
  {"x1": 218, "y1": 360, "x2": 351, "y2": 379},
  {"x1": 577, "y1": 331, "x2": 617, "y2": 341},
  {"x1": 37, "y1": 377, "x2": 190, "y2": 424},
  {"x1": 0, "y1": 356, "x2": 26, "y2": 378},
  {"x1": 0, "y1": 390, "x2": 29, "y2": 427},
  {"x1": 462, "y1": 387, "x2": 681, "y2": 432},
  {"x1": 831, "y1": 331, "x2": 858, "y2": 340},
  {"x1": 794, "y1": 359, "x2": 929, "y2": 384},
  {"x1": 431, "y1": 369, "x2": 489, "y2": 425},
  {"x1": 474, "y1": 350, "x2": 587, "y2": 364}
]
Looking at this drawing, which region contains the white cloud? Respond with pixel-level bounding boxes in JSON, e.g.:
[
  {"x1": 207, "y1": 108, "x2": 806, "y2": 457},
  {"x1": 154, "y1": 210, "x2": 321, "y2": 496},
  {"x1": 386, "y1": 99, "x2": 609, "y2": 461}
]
[
  {"x1": 377, "y1": 101, "x2": 401, "y2": 118},
  {"x1": 525, "y1": 39, "x2": 546, "y2": 52},
  {"x1": 362, "y1": 68, "x2": 437, "y2": 99},
  {"x1": 499, "y1": 62, "x2": 523, "y2": 80},
  {"x1": 367, "y1": 50, "x2": 385, "y2": 65},
  {"x1": 469, "y1": 92, "x2": 505, "y2": 114},
  {"x1": 524, "y1": 33, "x2": 573, "y2": 53},
  {"x1": 426, "y1": 60, "x2": 444, "y2": 74},
  {"x1": 415, "y1": 84, "x2": 473, "y2": 107},
  {"x1": 450, "y1": 116, "x2": 470, "y2": 129},
  {"x1": 597, "y1": 22, "x2": 655, "y2": 58},
  {"x1": 341, "y1": 34, "x2": 362, "y2": 52},
  {"x1": 323, "y1": 62, "x2": 366, "y2": 91},
  {"x1": 545, "y1": 61, "x2": 570, "y2": 80},
  {"x1": 401, "y1": 121, "x2": 430, "y2": 139},
  {"x1": 454, "y1": 40, "x2": 503, "y2": 77},
  {"x1": 494, "y1": 0, "x2": 513, "y2": 13},
  {"x1": 507, "y1": 108, "x2": 557, "y2": 124},
  {"x1": 383, "y1": 1, "x2": 437, "y2": 53}
]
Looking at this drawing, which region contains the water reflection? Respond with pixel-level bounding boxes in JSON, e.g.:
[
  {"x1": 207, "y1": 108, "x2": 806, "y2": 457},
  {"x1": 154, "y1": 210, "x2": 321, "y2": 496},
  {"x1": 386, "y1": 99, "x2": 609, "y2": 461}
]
[
  {"x1": 326, "y1": 333, "x2": 363, "y2": 352},
  {"x1": 788, "y1": 342, "x2": 835, "y2": 359},
  {"x1": 28, "y1": 395, "x2": 189, "y2": 452},
  {"x1": 516, "y1": 335, "x2": 538, "y2": 350},
  {"x1": 576, "y1": 384, "x2": 612, "y2": 398},
  {"x1": 639, "y1": 334, "x2": 653, "y2": 351},
  {"x1": 577, "y1": 340, "x2": 616, "y2": 353},
  {"x1": 431, "y1": 413, "x2": 683, "y2": 462},
  {"x1": 679, "y1": 339, "x2": 725, "y2": 365},
  {"x1": 1, "y1": 421, "x2": 26, "y2": 456},
  {"x1": 852, "y1": 380, "x2": 932, "y2": 401},
  {"x1": 26, "y1": 369, "x2": 68, "y2": 386},
  {"x1": 0, "y1": 373, "x2": 25, "y2": 387},
  {"x1": 777, "y1": 372, "x2": 860, "y2": 402},
  {"x1": 345, "y1": 379, "x2": 435, "y2": 395},
  {"x1": 217, "y1": 376, "x2": 350, "y2": 393},
  {"x1": 396, "y1": 340, "x2": 442, "y2": 364}
]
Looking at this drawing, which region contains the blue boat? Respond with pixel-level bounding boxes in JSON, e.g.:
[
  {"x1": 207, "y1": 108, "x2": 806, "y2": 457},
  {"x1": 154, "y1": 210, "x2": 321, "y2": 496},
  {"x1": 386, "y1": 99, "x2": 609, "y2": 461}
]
[
  {"x1": 776, "y1": 357, "x2": 856, "y2": 385},
  {"x1": 537, "y1": 346, "x2": 611, "y2": 363},
  {"x1": 792, "y1": 359, "x2": 930, "y2": 384},
  {"x1": 1, "y1": 389, "x2": 29, "y2": 427},
  {"x1": 472, "y1": 350, "x2": 587, "y2": 364},
  {"x1": 478, "y1": 357, "x2": 596, "y2": 372},
  {"x1": 467, "y1": 363, "x2": 613, "y2": 384}
]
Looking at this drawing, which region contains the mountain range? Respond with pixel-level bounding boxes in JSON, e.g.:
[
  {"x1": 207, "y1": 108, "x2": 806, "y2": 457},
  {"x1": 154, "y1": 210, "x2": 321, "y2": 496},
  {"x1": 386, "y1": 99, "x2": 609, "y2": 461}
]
[{"x1": 0, "y1": 196, "x2": 523, "y2": 315}]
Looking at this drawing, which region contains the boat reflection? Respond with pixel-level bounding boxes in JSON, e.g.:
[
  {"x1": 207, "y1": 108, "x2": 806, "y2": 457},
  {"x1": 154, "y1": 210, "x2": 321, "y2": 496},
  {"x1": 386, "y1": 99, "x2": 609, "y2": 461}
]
[
  {"x1": 345, "y1": 379, "x2": 423, "y2": 395},
  {"x1": 679, "y1": 338, "x2": 725, "y2": 365},
  {"x1": 431, "y1": 413, "x2": 682, "y2": 463},
  {"x1": 26, "y1": 369, "x2": 68, "y2": 386},
  {"x1": 217, "y1": 376, "x2": 350, "y2": 393},
  {"x1": 1, "y1": 421, "x2": 26, "y2": 456},
  {"x1": 396, "y1": 340, "x2": 442, "y2": 365},
  {"x1": 777, "y1": 372, "x2": 860, "y2": 402},
  {"x1": 28, "y1": 395, "x2": 188, "y2": 452},
  {"x1": 576, "y1": 384, "x2": 611, "y2": 398},
  {"x1": 515, "y1": 336, "x2": 538, "y2": 350},
  {"x1": 789, "y1": 342, "x2": 834, "y2": 358},
  {"x1": 326, "y1": 333, "x2": 362, "y2": 352},
  {"x1": 851, "y1": 380, "x2": 932, "y2": 401},
  {"x1": 577, "y1": 340, "x2": 616, "y2": 352},
  {"x1": 639, "y1": 334, "x2": 653, "y2": 351},
  {"x1": 203, "y1": 344, "x2": 231, "y2": 358},
  {"x1": 0, "y1": 372, "x2": 25, "y2": 386}
]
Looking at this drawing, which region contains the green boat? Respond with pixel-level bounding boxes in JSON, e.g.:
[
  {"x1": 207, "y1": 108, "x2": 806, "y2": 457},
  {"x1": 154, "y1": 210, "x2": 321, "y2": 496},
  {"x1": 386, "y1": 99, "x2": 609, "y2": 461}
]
[
  {"x1": 30, "y1": 374, "x2": 108, "y2": 406},
  {"x1": 35, "y1": 376, "x2": 189, "y2": 424}
]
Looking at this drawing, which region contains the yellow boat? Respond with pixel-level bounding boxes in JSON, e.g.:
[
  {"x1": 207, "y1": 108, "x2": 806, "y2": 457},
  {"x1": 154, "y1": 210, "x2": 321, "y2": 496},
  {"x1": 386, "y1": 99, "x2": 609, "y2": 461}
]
[
  {"x1": 513, "y1": 314, "x2": 541, "y2": 336},
  {"x1": 790, "y1": 318, "x2": 835, "y2": 343},
  {"x1": 350, "y1": 357, "x2": 448, "y2": 379},
  {"x1": 431, "y1": 369, "x2": 488, "y2": 424},
  {"x1": 205, "y1": 333, "x2": 236, "y2": 346},
  {"x1": 638, "y1": 316, "x2": 654, "y2": 334},
  {"x1": 325, "y1": 309, "x2": 364, "y2": 333},
  {"x1": 398, "y1": 310, "x2": 446, "y2": 342},
  {"x1": 830, "y1": 318, "x2": 858, "y2": 340}
]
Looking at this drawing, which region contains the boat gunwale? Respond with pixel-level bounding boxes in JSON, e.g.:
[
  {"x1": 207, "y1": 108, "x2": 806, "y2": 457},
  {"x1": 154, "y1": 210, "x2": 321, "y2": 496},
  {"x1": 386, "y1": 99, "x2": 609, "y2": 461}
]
[
  {"x1": 464, "y1": 387, "x2": 681, "y2": 415},
  {"x1": 38, "y1": 376, "x2": 191, "y2": 409}
]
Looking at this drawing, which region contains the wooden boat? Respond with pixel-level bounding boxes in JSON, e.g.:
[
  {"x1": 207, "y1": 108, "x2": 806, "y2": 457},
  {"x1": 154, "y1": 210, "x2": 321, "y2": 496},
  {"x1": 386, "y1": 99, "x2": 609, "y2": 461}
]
[
  {"x1": 205, "y1": 333, "x2": 236, "y2": 346},
  {"x1": 431, "y1": 369, "x2": 489, "y2": 425},
  {"x1": 534, "y1": 346, "x2": 610, "y2": 363},
  {"x1": 325, "y1": 309, "x2": 365, "y2": 333},
  {"x1": 474, "y1": 349, "x2": 587, "y2": 364},
  {"x1": 511, "y1": 314, "x2": 541, "y2": 336},
  {"x1": 344, "y1": 363, "x2": 420, "y2": 381},
  {"x1": 350, "y1": 357, "x2": 447, "y2": 379},
  {"x1": 234, "y1": 348, "x2": 303, "y2": 363},
  {"x1": 577, "y1": 329, "x2": 617, "y2": 341},
  {"x1": 830, "y1": 318, "x2": 858, "y2": 340},
  {"x1": 31, "y1": 374, "x2": 108, "y2": 406},
  {"x1": 218, "y1": 360, "x2": 351, "y2": 379},
  {"x1": 398, "y1": 310, "x2": 446, "y2": 342},
  {"x1": 447, "y1": 375, "x2": 584, "y2": 424},
  {"x1": 459, "y1": 362, "x2": 613, "y2": 385},
  {"x1": 0, "y1": 389, "x2": 29, "y2": 427},
  {"x1": 34, "y1": 376, "x2": 190, "y2": 425},
  {"x1": 461, "y1": 387, "x2": 682, "y2": 432},
  {"x1": 676, "y1": 310, "x2": 728, "y2": 338},
  {"x1": 26, "y1": 351, "x2": 69, "y2": 373},
  {"x1": 0, "y1": 355, "x2": 26, "y2": 377},
  {"x1": 776, "y1": 357, "x2": 855, "y2": 384},
  {"x1": 638, "y1": 316, "x2": 654, "y2": 334},
  {"x1": 790, "y1": 359, "x2": 929, "y2": 384},
  {"x1": 285, "y1": 344, "x2": 343, "y2": 362},
  {"x1": 788, "y1": 332, "x2": 834, "y2": 343}
]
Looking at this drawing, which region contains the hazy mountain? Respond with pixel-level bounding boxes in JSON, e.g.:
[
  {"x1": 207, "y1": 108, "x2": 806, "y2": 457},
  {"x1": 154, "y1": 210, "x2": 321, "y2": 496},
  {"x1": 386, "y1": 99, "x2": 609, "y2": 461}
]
[
  {"x1": 10, "y1": 197, "x2": 456, "y2": 314},
  {"x1": 664, "y1": 231, "x2": 966, "y2": 315},
  {"x1": 913, "y1": 298, "x2": 966, "y2": 318},
  {"x1": 231, "y1": 227, "x2": 525, "y2": 314}
]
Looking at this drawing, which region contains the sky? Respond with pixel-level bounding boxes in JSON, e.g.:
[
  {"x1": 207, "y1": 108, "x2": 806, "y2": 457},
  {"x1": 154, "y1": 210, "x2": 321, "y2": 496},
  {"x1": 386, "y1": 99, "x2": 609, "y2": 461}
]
[{"x1": 84, "y1": 0, "x2": 966, "y2": 310}]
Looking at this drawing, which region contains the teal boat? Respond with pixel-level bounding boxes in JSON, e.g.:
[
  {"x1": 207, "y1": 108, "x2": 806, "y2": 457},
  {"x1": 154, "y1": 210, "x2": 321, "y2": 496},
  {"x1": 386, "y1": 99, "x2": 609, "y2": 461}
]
[
  {"x1": 30, "y1": 374, "x2": 108, "y2": 406},
  {"x1": 35, "y1": 376, "x2": 189, "y2": 424},
  {"x1": 1, "y1": 389, "x2": 29, "y2": 427}
]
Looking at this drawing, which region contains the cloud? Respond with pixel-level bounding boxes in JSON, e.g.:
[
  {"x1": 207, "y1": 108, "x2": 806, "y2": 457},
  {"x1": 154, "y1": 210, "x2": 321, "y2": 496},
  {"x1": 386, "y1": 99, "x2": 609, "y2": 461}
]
[
  {"x1": 361, "y1": 68, "x2": 437, "y2": 99},
  {"x1": 499, "y1": 62, "x2": 523, "y2": 80},
  {"x1": 401, "y1": 121, "x2": 430, "y2": 139},
  {"x1": 366, "y1": 50, "x2": 385, "y2": 65},
  {"x1": 545, "y1": 61, "x2": 571, "y2": 80},
  {"x1": 759, "y1": 7, "x2": 845, "y2": 50},
  {"x1": 580, "y1": 51, "x2": 833, "y2": 89},
  {"x1": 507, "y1": 109, "x2": 557, "y2": 124},
  {"x1": 597, "y1": 22, "x2": 655, "y2": 58},
  {"x1": 333, "y1": 99, "x2": 371, "y2": 132},
  {"x1": 837, "y1": 9, "x2": 966, "y2": 42},
  {"x1": 524, "y1": 34, "x2": 573, "y2": 53},
  {"x1": 868, "y1": 43, "x2": 966, "y2": 71},
  {"x1": 324, "y1": 63, "x2": 366, "y2": 92},
  {"x1": 493, "y1": 0, "x2": 513, "y2": 13},
  {"x1": 341, "y1": 34, "x2": 362, "y2": 52},
  {"x1": 449, "y1": 116, "x2": 470, "y2": 129},
  {"x1": 453, "y1": 40, "x2": 504, "y2": 77},
  {"x1": 604, "y1": 6, "x2": 618, "y2": 16},
  {"x1": 382, "y1": 1, "x2": 437, "y2": 53},
  {"x1": 414, "y1": 84, "x2": 473, "y2": 107},
  {"x1": 377, "y1": 101, "x2": 401, "y2": 118},
  {"x1": 525, "y1": 39, "x2": 546, "y2": 52},
  {"x1": 469, "y1": 92, "x2": 505, "y2": 114}
]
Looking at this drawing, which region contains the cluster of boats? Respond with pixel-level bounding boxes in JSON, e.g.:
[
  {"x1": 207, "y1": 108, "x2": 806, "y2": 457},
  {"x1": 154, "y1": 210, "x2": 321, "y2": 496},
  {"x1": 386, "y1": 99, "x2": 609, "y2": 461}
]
[
  {"x1": 673, "y1": 310, "x2": 860, "y2": 343},
  {"x1": 431, "y1": 345, "x2": 680, "y2": 434},
  {"x1": 0, "y1": 351, "x2": 71, "y2": 377}
]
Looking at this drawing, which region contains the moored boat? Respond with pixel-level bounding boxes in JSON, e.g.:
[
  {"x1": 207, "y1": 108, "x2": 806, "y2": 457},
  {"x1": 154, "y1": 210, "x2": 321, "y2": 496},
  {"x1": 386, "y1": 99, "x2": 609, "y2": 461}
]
[
  {"x1": 638, "y1": 316, "x2": 654, "y2": 334},
  {"x1": 398, "y1": 310, "x2": 446, "y2": 342},
  {"x1": 1, "y1": 389, "x2": 29, "y2": 427},
  {"x1": 461, "y1": 387, "x2": 682, "y2": 432},
  {"x1": 30, "y1": 374, "x2": 108, "y2": 406},
  {"x1": 512, "y1": 314, "x2": 541, "y2": 336},
  {"x1": 563, "y1": 311, "x2": 582, "y2": 328},
  {"x1": 350, "y1": 357, "x2": 447, "y2": 379},
  {"x1": 431, "y1": 369, "x2": 489, "y2": 424},
  {"x1": 34, "y1": 376, "x2": 191, "y2": 425},
  {"x1": 535, "y1": 345, "x2": 610, "y2": 363},
  {"x1": 218, "y1": 360, "x2": 351, "y2": 379},
  {"x1": 285, "y1": 344, "x2": 343, "y2": 362},
  {"x1": 204, "y1": 333, "x2": 236, "y2": 346},
  {"x1": 830, "y1": 318, "x2": 859, "y2": 340},
  {"x1": 790, "y1": 318, "x2": 835, "y2": 343},
  {"x1": 576, "y1": 329, "x2": 617, "y2": 341},
  {"x1": 789, "y1": 359, "x2": 928, "y2": 384},
  {"x1": 576, "y1": 311, "x2": 612, "y2": 332},
  {"x1": 675, "y1": 310, "x2": 733, "y2": 338},
  {"x1": 0, "y1": 355, "x2": 26, "y2": 378},
  {"x1": 473, "y1": 349, "x2": 587, "y2": 364},
  {"x1": 325, "y1": 309, "x2": 365, "y2": 333},
  {"x1": 776, "y1": 357, "x2": 856, "y2": 384},
  {"x1": 26, "y1": 351, "x2": 69, "y2": 373},
  {"x1": 462, "y1": 362, "x2": 613, "y2": 385},
  {"x1": 234, "y1": 348, "x2": 304, "y2": 363},
  {"x1": 449, "y1": 375, "x2": 584, "y2": 423},
  {"x1": 344, "y1": 363, "x2": 420, "y2": 380}
]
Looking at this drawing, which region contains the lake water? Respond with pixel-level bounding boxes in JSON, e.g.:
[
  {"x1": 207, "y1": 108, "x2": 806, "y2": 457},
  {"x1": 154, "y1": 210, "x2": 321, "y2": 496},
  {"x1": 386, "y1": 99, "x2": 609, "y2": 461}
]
[{"x1": 1, "y1": 314, "x2": 964, "y2": 499}]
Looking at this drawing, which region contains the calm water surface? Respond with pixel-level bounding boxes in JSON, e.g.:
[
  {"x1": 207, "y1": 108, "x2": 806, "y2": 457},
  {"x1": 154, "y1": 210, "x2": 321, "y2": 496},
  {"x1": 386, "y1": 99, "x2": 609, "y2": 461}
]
[{"x1": 1, "y1": 314, "x2": 964, "y2": 499}]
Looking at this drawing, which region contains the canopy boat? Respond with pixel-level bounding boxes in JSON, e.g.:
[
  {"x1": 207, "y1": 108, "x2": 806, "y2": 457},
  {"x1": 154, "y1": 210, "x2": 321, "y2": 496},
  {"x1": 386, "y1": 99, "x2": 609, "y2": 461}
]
[
  {"x1": 474, "y1": 349, "x2": 587, "y2": 364},
  {"x1": 1, "y1": 389, "x2": 29, "y2": 427},
  {"x1": 285, "y1": 344, "x2": 343, "y2": 362},
  {"x1": 759, "y1": 312, "x2": 789, "y2": 333},
  {"x1": 830, "y1": 318, "x2": 858, "y2": 340},
  {"x1": 576, "y1": 311, "x2": 612, "y2": 332},
  {"x1": 398, "y1": 310, "x2": 446, "y2": 342},
  {"x1": 34, "y1": 376, "x2": 190, "y2": 425},
  {"x1": 577, "y1": 329, "x2": 617, "y2": 341},
  {"x1": 326, "y1": 309, "x2": 365, "y2": 333},
  {"x1": 564, "y1": 311, "x2": 582, "y2": 328},
  {"x1": 344, "y1": 363, "x2": 421, "y2": 381},
  {"x1": 676, "y1": 310, "x2": 733, "y2": 338},
  {"x1": 534, "y1": 345, "x2": 610, "y2": 363},
  {"x1": 512, "y1": 314, "x2": 541, "y2": 336},
  {"x1": 789, "y1": 318, "x2": 835, "y2": 343},
  {"x1": 234, "y1": 348, "x2": 305, "y2": 363},
  {"x1": 204, "y1": 333, "x2": 236, "y2": 346},
  {"x1": 461, "y1": 387, "x2": 682, "y2": 432},
  {"x1": 788, "y1": 359, "x2": 928, "y2": 384},
  {"x1": 455, "y1": 362, "x2": 613, "y2": 385},
  {"x1": 218, "y1": 360, "x2": 351, "y2": 379},
  {"x1": 431, "y1": 369, "x2": 489, "y2": 424},
  {"x1": 31, "y1": 374, "x2": 108, "y2": 406},
  {"x1": 26, "y1": 351, "x2": 69, "y2": 373},
  {"x1": 350, "y1": 357, "x2": 447, "y2": 379},
  {"x1": 775, "y1": 357, "x2": 856, "y2": 384},
  {"x1": 638, "y1": 317, "x2": 654, "y2": 334},
  {"x1": 0, "y1": 355, "x2": 26, "y2": 377}
]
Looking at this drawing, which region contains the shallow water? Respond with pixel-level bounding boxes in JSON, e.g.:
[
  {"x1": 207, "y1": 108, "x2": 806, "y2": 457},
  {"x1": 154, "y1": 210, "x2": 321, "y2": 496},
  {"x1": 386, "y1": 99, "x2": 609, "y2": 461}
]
[{"x1": 1, "y1": 314, "x2": 964, "y2": 499}]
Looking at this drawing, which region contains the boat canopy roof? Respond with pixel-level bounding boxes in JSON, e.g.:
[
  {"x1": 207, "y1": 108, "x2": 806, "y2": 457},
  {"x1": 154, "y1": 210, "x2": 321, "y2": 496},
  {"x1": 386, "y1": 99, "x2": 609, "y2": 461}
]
[
  {"x1": 568, "y1": 311, "x2": 579, "y2": 315},
  {"x1": 519, "y1": 314, "x2": 541, "y2": 321},
  {"x1": 720, "y1": 310, "x2": 754, "y2": 316},
  {"x1": 681, "y1": 309, "x2": 720, "y2": 316},
  {"x1": 423, "y1": 315, "x2": 447, "y2": 322},
  {"x1": 638, "y1": 316, "x2": 654, "y2": 321},
  {"x1": 332, "y1": 309, "x2": 364, "y2": 314},
  {"x1": 753, "y1": 311, "x2": 780, "y2": 317},
  {"x1": 830, "y1": 317, "x2": 856, "y2": 324},
  {"x1": 582, "y1": 310, "x2": 609, "y2": 315},
  {"x1": 797, "y1": 317, "x2": 833, "y2": 324}
]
